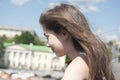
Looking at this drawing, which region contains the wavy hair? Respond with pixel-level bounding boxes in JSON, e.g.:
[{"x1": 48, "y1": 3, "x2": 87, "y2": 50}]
[{"x1": 39, "y1": 3, "x2": 115, "y2": 80}]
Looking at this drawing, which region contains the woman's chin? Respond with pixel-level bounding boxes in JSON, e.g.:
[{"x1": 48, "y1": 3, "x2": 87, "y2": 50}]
[{"x1": 56, "y1": 54, "x2": 65, "y2": 57}]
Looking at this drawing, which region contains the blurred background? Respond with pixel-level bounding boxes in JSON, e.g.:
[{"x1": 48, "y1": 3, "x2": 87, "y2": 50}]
[{"x1": 0, "y1": 0, "x2": 120, "y2": 80}]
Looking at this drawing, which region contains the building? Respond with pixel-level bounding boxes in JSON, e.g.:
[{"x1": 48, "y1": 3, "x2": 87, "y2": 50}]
[
  {"x1": 116, "y1": 41, "x2": 120, "y2": 48},
  {"x1": 3, "y1": 43, "x2": 66, "y2": 71},
  {"x1": 110, "y1": 41, "x2": 120, "y2": 62},
  {"x1": 0, "y1": 26, "x2": 36, "y2": 38}
]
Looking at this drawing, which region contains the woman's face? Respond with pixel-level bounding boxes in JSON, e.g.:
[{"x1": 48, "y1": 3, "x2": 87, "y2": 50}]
[{"x1": 43, "y1": 27, "x2": 67, "y2": 57}]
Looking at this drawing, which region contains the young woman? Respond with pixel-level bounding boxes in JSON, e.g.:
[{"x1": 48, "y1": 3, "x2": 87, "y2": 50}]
[{"x1": 39, "y1": 3, "x2": 115, "y2": 80}]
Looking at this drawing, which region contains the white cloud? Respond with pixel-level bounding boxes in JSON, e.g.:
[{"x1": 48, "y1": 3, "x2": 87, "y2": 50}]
[
  {"x1": 10, "y1": 0, "x2": 29, "y2": 6},
  {"x1": 47, "y1": 0, "x2": 106, "y2": 13},
  {"x1": 48, "y1": 2, "x2": 61, "y2": 9},
  {"x1": 68, "y1": 0, "x2": 107, "y2": 13},
  {"x1": 87, "y1": 5, "x2": 99, "y2": 12}
]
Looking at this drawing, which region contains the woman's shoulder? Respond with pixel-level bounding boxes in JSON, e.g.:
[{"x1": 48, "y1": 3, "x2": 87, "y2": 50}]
[
  {"x1": 62, "y1": 56, "x2": 89, "y2": 80},
  {"x1": 67, "y1": 56, "x2": 89, "y2": 75}
]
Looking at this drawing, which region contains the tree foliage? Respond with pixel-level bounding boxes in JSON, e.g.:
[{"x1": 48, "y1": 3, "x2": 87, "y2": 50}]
[
  {"x1": 2, "y1": 31, "x2": 45, "y2": 46},
  {"x1": 34, "y1": 38, "x2": 45, "y2": 46},
  {"x1": 0, "y1": 35, "x2": 7, "y2": 42},
  {"x1": 15, "y1": 31, "x2": 35, "y2": 44},
  {"x1": 0, "y1": 38, "x2": 4, "y2": 58},
  {"x1": 107, "y1": 41, "x2": 114, "y2": 47},
  {"x1": 107, "y1": 47, "x2": 113, "y2": 61},
  {"x1": 0, "y1": 38, "x2": 6, "y2": 68},
  {"x1": 65, "y1": 55, "x2": 71, "y2": 65}
]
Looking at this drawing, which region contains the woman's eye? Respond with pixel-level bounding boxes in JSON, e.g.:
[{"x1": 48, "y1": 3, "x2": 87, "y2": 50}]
[{"x1": 44, "y1": 33, "x2": 49, "y2": 40}]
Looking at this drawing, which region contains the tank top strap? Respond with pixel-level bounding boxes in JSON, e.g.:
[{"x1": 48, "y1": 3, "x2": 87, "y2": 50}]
[
  {"x1": 80, "y1": 52, "x2": 87, "y2": 57},
  {"x1": 80, "y1": 52, "x2": 88, "y2": 66}
]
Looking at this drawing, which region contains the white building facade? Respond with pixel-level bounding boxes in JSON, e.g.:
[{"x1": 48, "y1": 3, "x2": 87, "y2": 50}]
[
  {"x1": 4, "y1": 43, "x2": 66, "y2": 71},
  {"x1": 0, "y1": 26, "x2": 35, "y2": 38}
]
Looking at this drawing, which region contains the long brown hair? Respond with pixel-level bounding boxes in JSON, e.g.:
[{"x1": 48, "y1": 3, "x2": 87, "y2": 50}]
[{"x1": 40, "y1": 3, "x2": 115, "y2": 80}]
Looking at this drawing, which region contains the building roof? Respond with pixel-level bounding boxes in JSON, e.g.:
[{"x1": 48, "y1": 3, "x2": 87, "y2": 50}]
[
  {"x1": 0, "y1": 26, "x2": 34, "y2": 32},
  {"x1": 0, "y1": 25, "x2": 38, "y2": 38},
  {"x1": 4, "y1": 43, "x2": 52, "y2": 53}
]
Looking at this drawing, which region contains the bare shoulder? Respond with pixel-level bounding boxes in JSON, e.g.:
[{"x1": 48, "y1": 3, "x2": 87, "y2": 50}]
[{"x1": 62, "y1": 56, "x2": 89, "y2": 80}]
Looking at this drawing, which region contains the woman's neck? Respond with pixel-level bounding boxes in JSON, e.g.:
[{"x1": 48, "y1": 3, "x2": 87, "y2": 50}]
[
  {"x1": 65, "y1": 37, "x2": 81, "y2": 60},
  {"x1": 67, "y1": 45, "x2": 80, "y2": 60}
]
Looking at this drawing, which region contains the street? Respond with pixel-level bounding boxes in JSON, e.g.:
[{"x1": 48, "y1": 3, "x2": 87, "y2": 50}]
[{"x1": 0, "y1": 62, "x2": 120, "y2": 80}]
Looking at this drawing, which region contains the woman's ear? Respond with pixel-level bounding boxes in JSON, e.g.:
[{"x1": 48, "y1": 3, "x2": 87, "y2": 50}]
[{"x1": 61, "y1": 30, "x2": 71, "y2": 41}]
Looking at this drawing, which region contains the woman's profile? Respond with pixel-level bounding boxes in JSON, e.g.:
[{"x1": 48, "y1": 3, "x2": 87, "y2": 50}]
[{"x1": 39, "y1": 3, "x2": 115, "y2": 80}]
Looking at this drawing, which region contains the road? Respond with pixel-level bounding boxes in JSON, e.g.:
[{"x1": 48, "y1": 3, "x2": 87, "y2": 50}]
[{"x1": 0, "y1": 62, "x2": 120, "y2": 80}]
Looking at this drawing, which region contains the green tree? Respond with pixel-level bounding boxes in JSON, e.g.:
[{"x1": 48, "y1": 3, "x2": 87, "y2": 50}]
[
  {"x1": 65, "y1": 55, "x2": 71, "y2": 65},
  {"x1": 0, "y1": 39, "x2": 4, "y2": 58},
  {"x1": 10, "y1": 35, "x2": 20, "y2": 42},
  {"x1": 107, "y1": 41, "x2": 114, "y2": 47},
  {"x1": 0, "y1": 38, "x2": 6, "y2": 68},
  {"x1": 3, "y1": 31, "x2": 45, "y2": 45},
  {"x1": 0, "y1": 35, "x2": 7, "y2": 42},
  {"x1": 3, "y1": 35, "x2": 19, "y2": 43},
  {"x1": 15, "y1": 31, "x2": 35, "y2": 44},
  {"x1": 34, "y1": 38, "x2": 45, "y2": 46},
  {"x1": 107, "y1": 48, "x2": 113, "y2": 61}
]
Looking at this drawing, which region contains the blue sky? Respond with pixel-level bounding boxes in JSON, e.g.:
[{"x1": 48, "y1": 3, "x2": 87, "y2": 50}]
[{"x1": 0, "y1": 0, "x2": 120, "y2": 42}]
